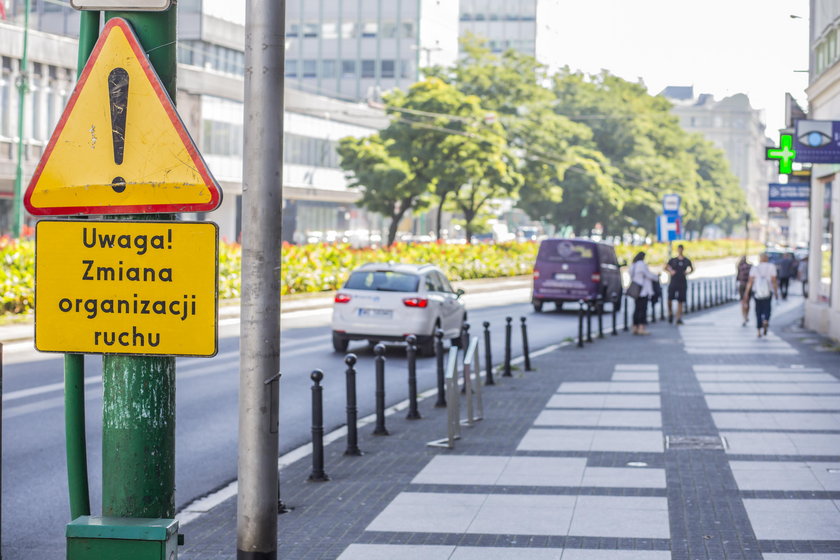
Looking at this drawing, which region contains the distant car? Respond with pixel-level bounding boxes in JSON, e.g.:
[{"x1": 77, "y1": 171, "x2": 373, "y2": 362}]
[
  {"x1": 331, "y1": 263, "x2": 466, "y2": 355},
  {"x1": 531, "y1": 238, "x2": 623, "y2": 312}
]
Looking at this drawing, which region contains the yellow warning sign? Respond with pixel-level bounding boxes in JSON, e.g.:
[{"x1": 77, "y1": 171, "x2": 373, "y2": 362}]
[
  {"x1": 35, "y1": 220, "x2": 219, "y2": 357},
  {"x1": 24, "y1": 18, "x2": 222, "y2": 216}
]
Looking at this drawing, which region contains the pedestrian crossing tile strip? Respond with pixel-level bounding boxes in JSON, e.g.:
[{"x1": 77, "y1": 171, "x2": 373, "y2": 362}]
[{"x1": 338, "y1": 355, "x2": 840, "y2": 559}]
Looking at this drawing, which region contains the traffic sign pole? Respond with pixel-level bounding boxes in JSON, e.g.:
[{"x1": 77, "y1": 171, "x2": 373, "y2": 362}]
[{"x1": 99, "y1": 7, "x2": 177, "y2": 521}]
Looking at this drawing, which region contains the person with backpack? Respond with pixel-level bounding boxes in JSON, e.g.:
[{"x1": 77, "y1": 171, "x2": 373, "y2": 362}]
[{"x1": 741, "y1": 252, "x2": 779, "y2": 338}]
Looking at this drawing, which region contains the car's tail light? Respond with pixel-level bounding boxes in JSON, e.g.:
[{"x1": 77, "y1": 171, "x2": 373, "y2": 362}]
[
  {"x1": 403, "y1": 297, "x2": 428, "y2": 308},
  {"x1": 334, "y1": 293, "x2": 352, "y2": 304},
  {"x1": 533, "y1": 269, "x2": 540, "y2": 279},
  {"x1": 591, "y1": 272, "x2": 601, "y2": 283}
]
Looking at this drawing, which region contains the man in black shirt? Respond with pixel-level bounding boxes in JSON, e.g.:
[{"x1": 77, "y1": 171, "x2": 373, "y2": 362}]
[{"x1": 666, "y1": 244, "x2": 694, "y2": 325}]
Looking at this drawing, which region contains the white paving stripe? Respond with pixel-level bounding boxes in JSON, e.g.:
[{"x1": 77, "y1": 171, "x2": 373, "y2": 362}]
[
  {"x1": 743, "y1": 499, "x2": 840, "y2": 541},
  {"x1": 697, "y1": 373, "x2": 837, "y2": 382},
  {"x1": 722, "y1": 431, "x2": 840, "y2": 456},
  {"x1": 517, "y1": 428, "x2": 664, "y2": 453},
  {"x1": 729, "y1": 461, "x2": 840, "y2": 491},
  {"x1": 700, "y1": 382, "x2": 840, "y2": 394},
  {"x1": 535, "y1": 409, "x2": 662, "y2": 428},
  {"x1": 546, "y1": 394, "x2": 661, "y2": 409},
  {"x1": 712, "y1": 411, "x2": 840, "y2": 431},
  {"x1": 556, "y1": 382, "x2": 660, "y2": 393},
  {"x1": 705, "y1": 395, "x2": 840, "y2": 411}
]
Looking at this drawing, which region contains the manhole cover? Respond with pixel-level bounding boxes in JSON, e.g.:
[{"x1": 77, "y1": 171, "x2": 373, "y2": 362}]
[{"x1": 666, "y1": 435, "x2": 727, "y2": 450}]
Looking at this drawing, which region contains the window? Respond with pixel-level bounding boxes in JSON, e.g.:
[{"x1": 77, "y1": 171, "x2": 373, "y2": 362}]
[
  {"x1": 303, "y1": 23, "x2": 319, "y2": 38},
  {"x1": 380, "y1": 60, "x2": 395, "y2": 78},
  {"x1": 341, "y1": 60, "x2": 356, "y2": 78},
  {"x1": 203, "y1": 120, "x2": 244, "y2": 157},
  {"x1": 321, "y1": 60, "x2": 336, "y2": 79},
  {"x1": 381, "y1": 22, "x2": 398, "y2": 38},
  {"x1": 286, "y1": 23, "x2": 300, "y2": 37},
  {"x1": 303, "y1": 60, "x2": 317, "y2": 77},
  {"x1": 341, "y1": 22, "x2": 355, "y2": 38},
  {"x1": 322, "y1": 22, "x2": 338, "y2": 39},
  {"x1": 400, "y1": 59, "x2": 413, "y2": 79},
  {"x1": 285, "y1": 60, "x2": 298, "y2": 77},
  {"x1": 283, "y1": 133, "x2": 340, "y2": 168},
  {"x1": 344, "y1": 271, "x2": 419, "y2": 292},
  {"x1": 401, "y1": 22, "x2": 415, "y2": 38},
  {"x1": 361, "y1": 22, "x2": 378, "y2": 38},
  {"x1": 361, "y1": 60, "x2": 375, "y2": 78}
]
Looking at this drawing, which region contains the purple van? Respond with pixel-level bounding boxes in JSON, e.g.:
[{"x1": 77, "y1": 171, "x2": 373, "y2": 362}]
[{"x1": 531, "y1": 239, "x2": 623, "y2": 312}]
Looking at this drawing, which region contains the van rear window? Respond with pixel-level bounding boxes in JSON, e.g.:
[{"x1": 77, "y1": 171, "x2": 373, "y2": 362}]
[
  {"x1": 538, "y1": 241, "x2": 594, "y2": 262},
  {"x1": 344, "y1": 271, "x2": 420, "y2": 292}
]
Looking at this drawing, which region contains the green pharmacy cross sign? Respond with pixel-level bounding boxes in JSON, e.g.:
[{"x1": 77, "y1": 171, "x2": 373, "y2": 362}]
[{"x1": 766, "y1": 134, "x2": 797, "y2": 174}]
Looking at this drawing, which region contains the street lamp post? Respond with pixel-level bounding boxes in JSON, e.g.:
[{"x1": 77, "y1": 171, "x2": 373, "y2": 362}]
[{"x1": 12, "y1": 0, "x2": 31, "y2": 238}]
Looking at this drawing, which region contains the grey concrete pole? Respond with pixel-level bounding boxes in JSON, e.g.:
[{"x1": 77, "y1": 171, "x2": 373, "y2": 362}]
[{"x1": 237, "y1": 1, "x2": 285, "y2": 558}]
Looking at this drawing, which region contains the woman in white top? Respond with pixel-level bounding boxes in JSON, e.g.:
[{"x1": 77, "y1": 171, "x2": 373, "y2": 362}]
[
  {"x1": 741, "y1": 252, "x2": 779, "y2": 338},
  {"x1": 629, "y1": 251, "x2": 660, "y2": 335}
]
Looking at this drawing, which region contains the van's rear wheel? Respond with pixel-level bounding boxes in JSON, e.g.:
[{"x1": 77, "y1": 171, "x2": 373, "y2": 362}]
[{"x1": 533, "y1": 300, "x2": 543, "y2": 312}]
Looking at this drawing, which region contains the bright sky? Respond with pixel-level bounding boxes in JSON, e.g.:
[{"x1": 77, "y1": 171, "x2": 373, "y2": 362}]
[{"x1": 548, "y1": 0, "x2": 810, "y2": 135}]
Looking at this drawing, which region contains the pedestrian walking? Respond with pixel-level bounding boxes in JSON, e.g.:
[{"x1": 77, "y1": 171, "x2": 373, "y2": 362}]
[
  {"x1": 665, "y1": 244, "x2": 693, "y2": 325},
  {"x1": 629, "y1": 251, "x2": 659, "y2": 335},
  {"x1": 777, "y1": 252, "x2": 796, "y2": 300},
  {"x1": 742, "y1": 252, "x2": 779, "y2": 338},
  {"x1": 736, "y1": 256, "x2": 752, "y2": 327},
  {"x1": 798, "y1": 255, "x2": 809, "y2": 298}
]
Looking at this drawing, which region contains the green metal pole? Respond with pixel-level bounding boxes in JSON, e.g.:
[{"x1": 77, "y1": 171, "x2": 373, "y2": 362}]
[
  {"x1": 12, "y1": 0, "x2": 31, "y2": 238},
  {"x1": 65, "y1": 10, "x2": 100, "y2": 522},
  {"x1": 100, "y1": 7, "x2": 178, "y2": 520}
]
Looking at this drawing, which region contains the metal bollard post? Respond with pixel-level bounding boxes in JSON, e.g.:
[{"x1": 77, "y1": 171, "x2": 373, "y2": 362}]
[
  {"x1": 343, "y1": 353, "x2": 362, "y2": 456},
  {"x1": 704, "y1": 281, "x2": 709, "y2": 308},
  {"x1": 434, "y1": 329, "x2": 446, "y2": 408},
  {"x1": 405, "y1": 335, "x2": 421, "y2": 420},
  {"x1": 461, "y1": 322, "x2": 471, "y2": 354},
  {"x1": 578, "y1": 300, "x2": 585, "y2": 347},
  {"x1": 611, "y1": 299, "x2": 618, "y2": 335},
  {"x1": 372, "y1": 343, "x2": 389, "y2": 435},
  {"x1": 623, "y1": 295, "x2": 629, "y2": 332},
  {"x1": 597, "y1": 301, "x2": 604, "y2": 338},
  {"x1": 650, "y1": 295, "x2": 656, "y2": 323},
  {"x1": 483, "y1": 321, "x2": 494, "y2": 386},
  {"x1": 520, "y1": 317, "x2": 532, "y2": 371},
  {"x1": 308, "y1": 369, "x2": 329, "y2": 482},
  {"x1": 586, "y1": 302, "x2": 593, "y2": 343},
  {"x1": 503, "y1": 317, "x2": 513, "y2": 376}
]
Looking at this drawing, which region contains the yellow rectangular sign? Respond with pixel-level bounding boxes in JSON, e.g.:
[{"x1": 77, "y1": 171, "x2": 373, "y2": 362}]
[{"x1": 35, "y1": 220, "x2": 218, "y2": 357}]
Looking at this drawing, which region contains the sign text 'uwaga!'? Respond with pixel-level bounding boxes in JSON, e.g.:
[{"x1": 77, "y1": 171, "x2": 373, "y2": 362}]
[{"x1": 35, "y1": 221, "x2": 219, "y2": 357}]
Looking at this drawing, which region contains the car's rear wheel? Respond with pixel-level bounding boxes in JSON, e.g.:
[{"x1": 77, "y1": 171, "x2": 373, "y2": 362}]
[
  {"x1": 533, "y1": 299, "x2": 543, "y2": 312},
  {"x1": 332, "y1": 331, "x2": 349, "y2": 353}
]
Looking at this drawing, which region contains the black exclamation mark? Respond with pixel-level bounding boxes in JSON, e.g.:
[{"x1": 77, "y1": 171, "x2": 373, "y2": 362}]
[{"x1": 108, "y1": 67, "x2": 129, "y2": 193}]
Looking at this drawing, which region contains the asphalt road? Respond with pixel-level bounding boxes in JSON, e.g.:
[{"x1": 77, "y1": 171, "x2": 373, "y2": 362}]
[{"x1": 1, "y1": 260, "x2": 736, "y2": 559}]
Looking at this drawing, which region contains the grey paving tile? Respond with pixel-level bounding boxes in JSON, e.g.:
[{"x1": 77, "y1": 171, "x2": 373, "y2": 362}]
[
  {"x1": 517, "y1": 428, "x2": 663, "y2": 453},
  {"x1": 557, "y1": 382, "x2": 660, "y2": 393},
  {"x1": 467, "y1": 494, "x2": 575, "y2": 535},
  {"x1": 712, "y1": 412, "x2": 840, "y2": 431},
  {"x1": 561, "y1": 550, "x2": 672, "y2": 559},
  {"x1": 730, "y1": 461, "x2": 840, "y2": 491},
  {"x1": 723, "y1": 431, "x2": 840, "y2": 456},
  {"x1": 451, "y1": 547, "x2": 563, "y2": 559},
  {"x1": 705, "y1": 394, "x2": 840, "y2": 410},
  {"x1": 567, "y1": 496, "x2": 670, "y2": 538},
  {"x1": 701, "y1": 381, "x2": 840, "y2": 394},
  {"x1": 697, "y1": 372, "x2": 838, "y2": 382},
  {"x1": 366, "y1": 492, "x2": 486, "y2": 533},
  {"x1": 762, "y1": 555, "x2": 840, "y2": 560},
  {"x1": 412, "y1": 456, "x2": 588, "y2": 487},
  {"x1": 337, "y1": 544, "x2": 454, "y2": 560},
  {"x1": 411, "y1": 455, "x2": 509, "y2": 486},
  {"x1": 581, "y1": 466, "x2": 666, "y2": 488},
  {"x1": 611, "y1": 372, "x2": 660, "y2": 381},
  {"x1": 744, "y1": 499, "x2": 840, "y2": 540},
  {"x1": 546, "y1": 394, "x2": 661, "y2": 409},
  {"x1": 614, "y1": 364, "x2": 659, "y2": 371},
  {"x1": 534, "y1": 410, "x2": 662, "y2": 428},
  {"x1": 694, "y1": 365, "x2": 824, "y2": 372}
]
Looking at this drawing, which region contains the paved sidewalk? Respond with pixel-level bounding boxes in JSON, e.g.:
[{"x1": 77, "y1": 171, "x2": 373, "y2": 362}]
[{"x1": 179, "y1": 294, "x2": 839, "y2": 559}]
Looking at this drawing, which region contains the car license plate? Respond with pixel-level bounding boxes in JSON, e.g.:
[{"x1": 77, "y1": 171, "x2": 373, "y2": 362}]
[
  {"x1": 358, "y1": 308, "x2": 393, "y2": 318},
  {"x1": 554, "y1": 273, "x2": 575, "y2": 280}
]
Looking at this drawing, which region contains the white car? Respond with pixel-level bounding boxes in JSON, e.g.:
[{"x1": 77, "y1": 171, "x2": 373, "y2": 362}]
[{"x1": 331, "y1": 263, "x2": 467, "y2": 355}]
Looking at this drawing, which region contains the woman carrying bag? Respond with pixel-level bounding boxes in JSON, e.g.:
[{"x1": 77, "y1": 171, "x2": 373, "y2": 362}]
[{"x1": 628, "y1": 251, "x2": 660, "y2": 335}]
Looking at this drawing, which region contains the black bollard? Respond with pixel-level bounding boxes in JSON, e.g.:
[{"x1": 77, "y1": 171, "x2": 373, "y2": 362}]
[
  {"x1": 704, "y1": 281, "x2": 709, "y2": 308},
  {"x1": 578, "y1": 300, "x2": 585, "y2": 347},
  {"x1": 434, "y1": 329, "x2": 446, "y2": 408},
  {"x1": 372, "y1": 343, "x2": 389, "y2": 435},
  {"x1": 308, "y1": 369, "x2": 329, "y2": 482},
  {"x1": 586, "y1": 302, "x2": 593, "y2": 342},
  {"x1": 461, "y1": 322, "x2": 471, "y2": 353},
  {"x1": 503, "y1": 317, "x2": 513, "y2": 376},
  {"x1": 611, "y1": 299, "x2": 618, "y2": 336},
  {"x1": 623, "y1": 294, "x2": 629, "y2": 332},
  {"x1": 405, "y1": 335, "x2": 421, "y2": 420},
  {"x1": 483, "y1": 321, "x2": 494, "y2": 386},
  {"x1": 343, "y1": 353, "x2": 362, "y2": 456},
  {"x1": 520, "y1": 317, "x2": 532, "y2": 371},
  {"x1": 597, "y1": 301, "x2": 604, "y2": 339},
  {"x1": 650, "y1": 295, "x2": 656, "y2": 323}
]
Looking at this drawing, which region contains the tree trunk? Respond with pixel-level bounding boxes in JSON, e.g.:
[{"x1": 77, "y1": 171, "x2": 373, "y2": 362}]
[{"x1": 434, "y1": 193, "x2": 448, "y2": 241}]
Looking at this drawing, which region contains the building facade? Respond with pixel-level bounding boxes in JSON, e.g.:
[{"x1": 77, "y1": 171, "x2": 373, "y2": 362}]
[
  {"x1": 803, "y1": 0, "x2": 840, "y2": 342},
  {"x1": 0, "y1": 0, "x2": 388, "y2": 243},
  {"x1": 660, "y1": 86, "x2": 776, "y2": 235},
  {"x1": 459, "y1": 0, "x2": 561, "y2": 70},
  {"x1": 284, "y1": 0, "x2": 459, "y2": 102}
]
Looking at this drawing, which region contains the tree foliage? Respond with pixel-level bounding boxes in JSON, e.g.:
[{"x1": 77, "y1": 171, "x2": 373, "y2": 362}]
[{"x1": 338, "y1": 36, "x2": 748, "y2": 242}]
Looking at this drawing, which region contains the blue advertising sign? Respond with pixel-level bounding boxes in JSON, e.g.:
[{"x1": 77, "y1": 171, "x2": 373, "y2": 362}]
[
  {"x1": 656, "y1": 214, "x2": 682, "y2": 243},
  {"x1": 768, "y1": 182, "x2": 810, "y2": 209},
  {"x1": 793, "y1": 120, "x2": 840, "y2": 163},
  {"x1": 662, "y1": 193, "x2": 681, "y2": 215}
]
